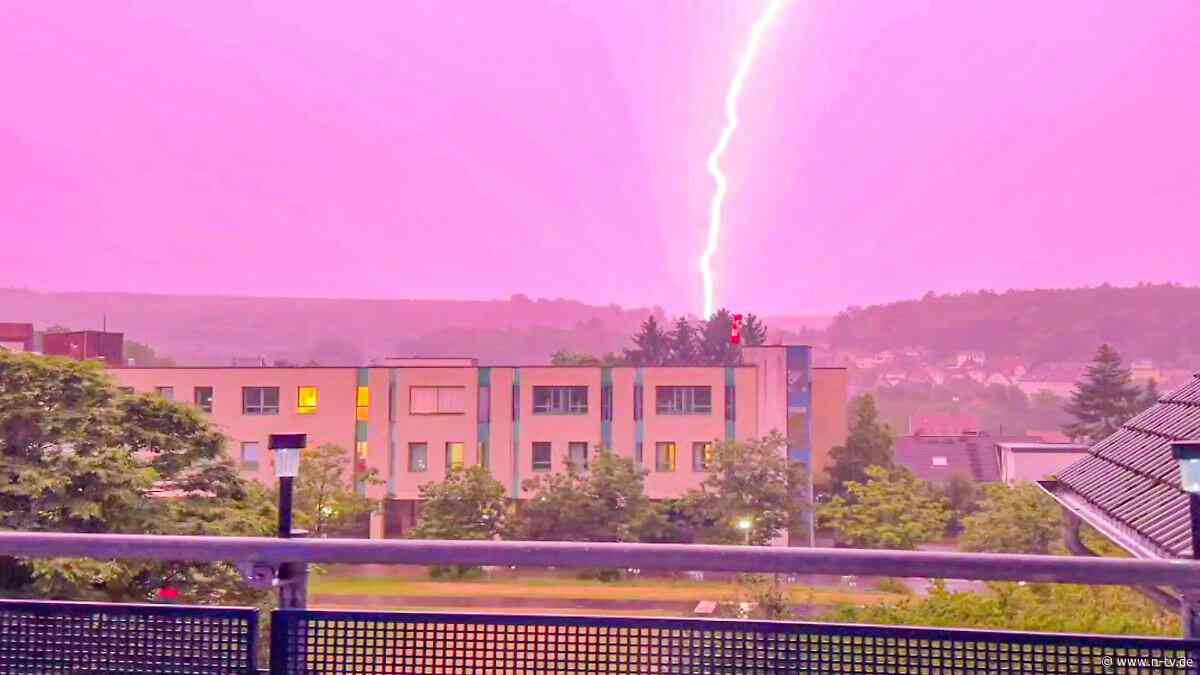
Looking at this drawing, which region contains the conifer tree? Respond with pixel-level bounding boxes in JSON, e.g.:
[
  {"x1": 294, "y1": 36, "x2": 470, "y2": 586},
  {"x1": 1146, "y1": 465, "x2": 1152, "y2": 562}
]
[{"x1": 1062, "y1": 344, "x2": 1145, "y2": 443}]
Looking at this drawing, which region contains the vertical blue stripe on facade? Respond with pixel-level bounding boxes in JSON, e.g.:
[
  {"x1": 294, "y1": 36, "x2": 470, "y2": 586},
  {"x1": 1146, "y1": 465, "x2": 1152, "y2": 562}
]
[
  {"x1": 724, "y1": 366, "x2": 736, "y2": 442},
  {"x1": 601, "y1": 367, "x2": 613, "y2": 450},
  {"x1": 387, "y1": 368, "x2": 397, "y2": 497},
  {"x1": 785, "y1": 346, "x2": 815, "y2": 544},
  {"x1": 511, "y1": 368, "x2": 521, "y2": 497},
  {"x1": 478, "y1": 367, "x2": 490, "y2": 471},
  {"x1": 634, "y1": 368, "x2": 645, "y2": 464}
]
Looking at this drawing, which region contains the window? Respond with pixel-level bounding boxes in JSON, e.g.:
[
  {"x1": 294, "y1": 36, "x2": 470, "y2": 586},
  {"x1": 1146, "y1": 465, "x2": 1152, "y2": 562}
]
[
  {"x1": 410, "y1": 386, "x2": 466, "y2": 414},
  {"x1": 478, "y1": 441, "x2": 489, "y2": 469},
  {"x1": 633, "y1": 384, "x2": 644, "y2": 420},
  {"x1": 408, "y1": 443, "x2": 428, "y2": 472},
  {"x1": 532, "y1": 386, "x2": 588, "y2": 414},
  {"x1": 356, "y1": 386, "x2": 370, "y2": 420},
  {"x1": 601, "y1": 385, "x2": 613, "y2": 421},
  {"x1": 297, "y1": 386, "x2": 318, "y2": 414},
  {"x1": 242, "y1": 386, "x2": 280, "y2": 415},
  {"x1": 446, "y1": 442, "x2": 466, "y2": 471},
  {"x1": 532, "y1": 442, "x2": 552, "y2": 471},
  {"x1": 568, "y1": 442, "x2": 588, "y2": 470},
  {"x1": 655, "y1": 442, "x2": 677, "y2": 472},
  {"x1": 194, "y1": 386, "x2": 213, "y2": 413},
  {"x1": 240, "y1": 441, "x2": 260, "y2": 471},
  {"x1": 117, "y1": 386, "x2": 134, "y2": 395},
  {"x1": 656, "y1": 386, "x2": 712, "y2": 415},
  {"x1": 635, "y1": 441, "x2": 644, "y2": 466},
  {"x1": 724, "y1": 385, "x2": 735, "y2": 421},
  {"x1": 154, "y1": 386, "x2": 175, "y2": 400},
  {"x1": 932, "y1": 456, "x2": 949, "y2": 467},
  {"x1": 511, "y1": 384, "x2": 520, "y2": 420},
  {"x1": 692, "y1": 442, "x2": 714, "y2": 472}
]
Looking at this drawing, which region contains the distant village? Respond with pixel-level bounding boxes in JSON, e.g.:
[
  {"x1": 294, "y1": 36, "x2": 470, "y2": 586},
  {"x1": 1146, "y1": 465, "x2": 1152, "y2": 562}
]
[{"x1": 820, "y1": 346, "x2": 1191, "y2": 401}]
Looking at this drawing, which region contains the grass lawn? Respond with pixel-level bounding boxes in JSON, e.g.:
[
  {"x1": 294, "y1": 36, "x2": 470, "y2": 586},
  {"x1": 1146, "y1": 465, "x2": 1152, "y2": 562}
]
[{"x1": 310, "y1": 574, "x2": 904, "y2": 607}]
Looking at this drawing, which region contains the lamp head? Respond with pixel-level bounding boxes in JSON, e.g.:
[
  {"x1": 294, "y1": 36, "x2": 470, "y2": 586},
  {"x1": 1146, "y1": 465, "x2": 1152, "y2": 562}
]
[
  {"x1": 269, "y1": 433, "x2": 307, "y2": 478},
  {"x1": 1170, "y1": 441, "x2": 1200, "y2": 494}
]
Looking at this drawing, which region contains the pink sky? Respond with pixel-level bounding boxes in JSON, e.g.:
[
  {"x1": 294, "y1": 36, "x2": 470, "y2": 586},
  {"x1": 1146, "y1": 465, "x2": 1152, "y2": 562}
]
[{"x1": 2, "y1": 1, "x2": 1197, "y2": 315}]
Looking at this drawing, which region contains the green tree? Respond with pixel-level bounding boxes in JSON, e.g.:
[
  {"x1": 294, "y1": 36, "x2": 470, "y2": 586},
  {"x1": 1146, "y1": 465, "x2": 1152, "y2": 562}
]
[
  {"x1": 818, "y1": 466, "x2": 950, "y2": 550},
  {"x1": 624, "y1": 316, "x2": 671, "y2": 366},
  {"x1": 509, "y1": 447, "x2": 659, "y2": 543},
  {"x1": 937, "y1": 473, "x2": 981, "y2": 534},
  {"x1": 742, "y1": 313, "x2": 768, "y2": 346},
  {"x1": 551, "y1": 350, "x2": 599, "y2": 366},
  {"x1": 667, "y1": 317, "x2": 700, "y2": 364},
  {"x1": 678, "y1": 433, "x2": 809, "y2": 546},
  {"x1": 0, "y1": 351, "x2": 273, "y2": 604},
  {"x1": 826, "y1": 394, "x2": 895, "y2": 494},
  {"x1": 409, "y1": 465, "x2": 509, "y2": 541},
  {"x1": 1062, "y1": 344, "x2": 1145, "y2": 443},
  {"x1": 291, "y1": 443, "x2": 380, "y2": 537},
  {"x1": 824, "y1": 580, "x2": 1177, "y2": 636},
  {"x1": 960, "y1": 483, "x2": 1062, "y2": 554},
  {"x1": 697, "y1": 308, "x2": 740, "y2": 365}
]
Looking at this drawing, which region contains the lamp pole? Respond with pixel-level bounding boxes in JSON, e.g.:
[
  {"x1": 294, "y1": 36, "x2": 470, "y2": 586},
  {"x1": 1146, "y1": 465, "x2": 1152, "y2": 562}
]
[
  {"x1": 270, "y1": 433, "x2": 307, "y2": 610},
  {"x1": 1169, "y1": 441, "x2": 1200, "y2": 638}
]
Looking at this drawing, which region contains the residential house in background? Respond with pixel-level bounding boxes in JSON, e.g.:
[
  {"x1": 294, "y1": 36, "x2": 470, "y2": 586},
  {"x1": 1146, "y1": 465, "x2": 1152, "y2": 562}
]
[
  {"x1": 894, "y1": 430, "x2": 1038, "y2": 483},
  {"x1": 1016, "y1": 362, "x2": 1088, "y2": 399}
]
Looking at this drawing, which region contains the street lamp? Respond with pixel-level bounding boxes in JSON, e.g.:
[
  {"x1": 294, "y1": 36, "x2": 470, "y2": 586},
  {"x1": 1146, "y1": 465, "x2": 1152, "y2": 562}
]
[
  {"x1": 269, "y1": 433, "x2": 307, "y2": 610},
  {"x1": 270, "y1": 433, "x2": 306, "y2": 539},
  {"x1": 1170, "y1": 441, "x2": 1200, "y2": 560},
  {"x1": 737, "y1": 517, "x2": 752, "y2": 545}
]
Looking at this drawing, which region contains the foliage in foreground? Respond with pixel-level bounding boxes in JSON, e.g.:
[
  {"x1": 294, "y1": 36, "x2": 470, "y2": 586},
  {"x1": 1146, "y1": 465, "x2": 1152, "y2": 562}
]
[
  {"x1": 674, "y1": 432, "x2": 809, "y2": 546},
  {"x1": 960, "y1": 482, "x2": 1062, "y2": 554},
  {"x1": 824, "y1": 581, "x2": 1179, "y2": 637},
  {"x1": 291, "y1": 443, "x2": 380, "y2": 537},
  {"x1": 818, "y1": 466, "x2": 950, "y2": 550},
  {"x1": 0, "y1": 351, "x2": 275, "y2": 607}
]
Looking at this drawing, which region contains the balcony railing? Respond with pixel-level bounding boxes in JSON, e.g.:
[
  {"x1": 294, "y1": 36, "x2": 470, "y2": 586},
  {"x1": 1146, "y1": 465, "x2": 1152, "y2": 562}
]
[{"x1": 0, "y1": 532, "x2": 1197, "y2": 674}]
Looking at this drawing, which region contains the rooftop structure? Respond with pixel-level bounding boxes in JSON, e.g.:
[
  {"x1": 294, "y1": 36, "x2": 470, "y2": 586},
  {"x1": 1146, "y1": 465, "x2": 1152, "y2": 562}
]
[
  {"x1": 1042, "y1": 370, "x2": 1200, "y2": 559},
  {"x1": 994, "y1": 441, "x2": 1088, "y2": 486},
  {"x1": 0, "y1": 322, "x2": 34, "y2": 352},
  {"x1": 42, "y1": 330, "x2": 124, "y2": 364}
]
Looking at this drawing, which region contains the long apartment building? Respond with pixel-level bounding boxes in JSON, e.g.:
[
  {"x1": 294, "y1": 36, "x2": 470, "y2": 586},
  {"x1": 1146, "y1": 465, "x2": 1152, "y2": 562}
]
[{"x1": 110, "y1": 345, "x2": 847, "y2": 538}]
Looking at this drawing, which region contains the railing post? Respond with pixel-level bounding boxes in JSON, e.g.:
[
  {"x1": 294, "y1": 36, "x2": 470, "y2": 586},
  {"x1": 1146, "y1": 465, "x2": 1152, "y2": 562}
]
[{"x1": 278, "y1": 528, "x2": 310, "y2": 610}]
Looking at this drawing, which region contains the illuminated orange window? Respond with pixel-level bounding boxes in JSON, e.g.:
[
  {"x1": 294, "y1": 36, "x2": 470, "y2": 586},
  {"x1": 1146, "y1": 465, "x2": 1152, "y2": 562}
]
[
  {"x1": 446, "y1": 442, "x2": 465, "y2": 471},
  {"x1": 356, "y1": 386, "x2": 370, "y2": 420},
  {"x1": 297, "y1": 386, "x2": 318, "y2": 414}
]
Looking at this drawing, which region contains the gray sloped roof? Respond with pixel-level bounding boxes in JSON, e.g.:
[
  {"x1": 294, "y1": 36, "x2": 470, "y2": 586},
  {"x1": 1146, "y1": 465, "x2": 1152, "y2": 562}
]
[{"x1": 1050, "y1": 371, "x2": 1200, "y2": 559}]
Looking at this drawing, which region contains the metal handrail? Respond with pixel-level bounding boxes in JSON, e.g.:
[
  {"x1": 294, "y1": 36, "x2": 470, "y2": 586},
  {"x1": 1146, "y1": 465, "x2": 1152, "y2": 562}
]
[{"x1": 0, "y1": 531, "x2": 1197, "y2": 589}]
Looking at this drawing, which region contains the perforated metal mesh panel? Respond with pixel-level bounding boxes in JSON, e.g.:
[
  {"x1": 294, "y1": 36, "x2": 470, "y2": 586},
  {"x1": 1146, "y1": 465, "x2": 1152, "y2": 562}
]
[
  {"x1": 272, "y1": 610, "x2": 1200, "y2": 674},
  {"x1": 0, "y1": 599, "x2": 258, "y2": 674}
]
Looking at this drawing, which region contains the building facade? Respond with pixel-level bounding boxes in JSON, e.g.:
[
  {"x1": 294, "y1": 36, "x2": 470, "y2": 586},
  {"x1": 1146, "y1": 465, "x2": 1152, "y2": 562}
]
[{"x1": 110, "y1": 345, "x2": 847, "y2": 538}]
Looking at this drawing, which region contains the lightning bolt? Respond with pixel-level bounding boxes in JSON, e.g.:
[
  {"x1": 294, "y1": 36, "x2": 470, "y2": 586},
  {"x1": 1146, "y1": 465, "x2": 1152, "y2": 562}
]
[{"x1": 701, "y1": 0, "x2": 791, "y2": 318}]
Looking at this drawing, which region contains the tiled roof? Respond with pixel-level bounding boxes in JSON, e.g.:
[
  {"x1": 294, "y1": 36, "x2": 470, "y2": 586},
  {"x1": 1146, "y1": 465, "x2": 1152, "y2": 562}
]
[
  {"x1": 1053, "y1": 371, "x2": 1200, "y2": 559},
  {"x1": 895, "y1": 433, "x2": 1033, "y2": 482}
]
